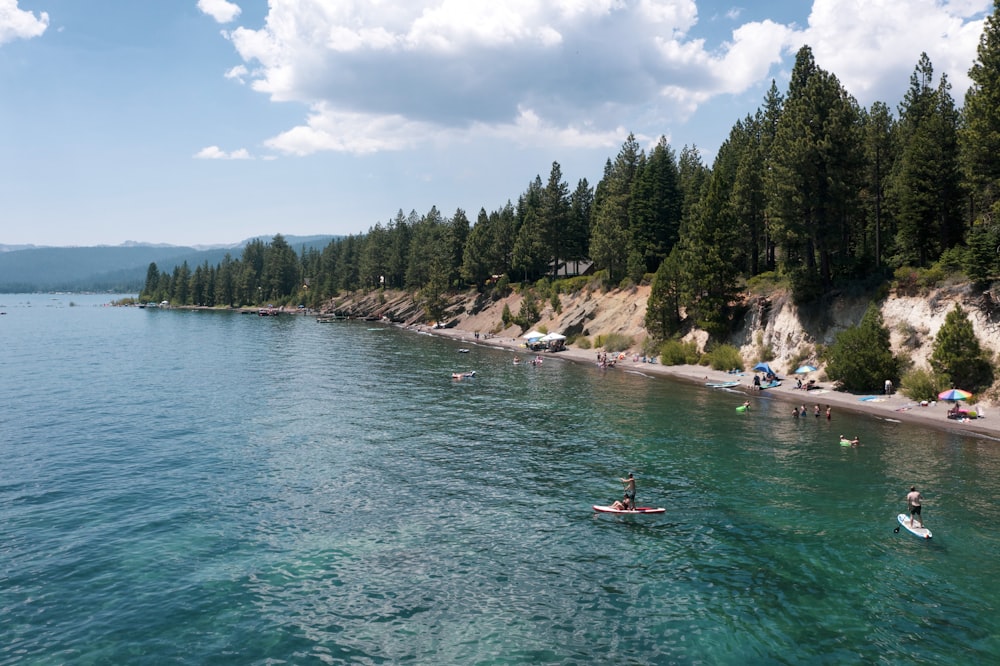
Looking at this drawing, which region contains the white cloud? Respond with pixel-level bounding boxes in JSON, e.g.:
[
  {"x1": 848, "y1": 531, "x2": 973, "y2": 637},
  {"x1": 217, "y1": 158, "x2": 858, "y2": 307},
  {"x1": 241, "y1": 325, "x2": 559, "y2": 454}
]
[
  {"x1": 210, "y1": 0, "x2": 990, "y2": 156},
  {"x1": 797, "y1": 0, "x2": 990, "y2": 105},
  {"x1": 0, "y1": 0, "x2": 49, "y2": 45},
  {"x1": 197, "y1": 0, "x2": 242, "y2": 24},
  {"x1": 194, "y1": 146, "x2": 252, "y2": 159},
  {"x1": 224, "y1": 64, "x2": 248, "y2": 83}
]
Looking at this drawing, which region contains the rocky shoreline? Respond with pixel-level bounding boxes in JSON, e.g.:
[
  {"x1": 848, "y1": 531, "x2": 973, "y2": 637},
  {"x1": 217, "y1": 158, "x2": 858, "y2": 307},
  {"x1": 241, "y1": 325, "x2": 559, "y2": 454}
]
[
  {"x1": 412, "y1": 320, "x2": 1000, "y2": 441},
  {"x1": 320, "y1": 285, "x2": 999, "y2": 440}
]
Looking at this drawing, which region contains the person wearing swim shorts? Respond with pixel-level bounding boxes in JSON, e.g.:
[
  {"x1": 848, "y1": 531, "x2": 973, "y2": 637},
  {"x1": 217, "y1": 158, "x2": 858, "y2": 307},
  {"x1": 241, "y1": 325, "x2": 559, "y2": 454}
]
[
  {"x1": 906, "y1": 486, "x2": 924, "y2": 528},
  {"x1": 620, "y1": 473, "x2": 636, "y2": 509}
]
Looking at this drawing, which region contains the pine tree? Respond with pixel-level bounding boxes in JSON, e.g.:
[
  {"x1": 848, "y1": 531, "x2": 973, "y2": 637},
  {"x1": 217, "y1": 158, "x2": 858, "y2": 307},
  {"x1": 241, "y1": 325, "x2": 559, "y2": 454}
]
[
  {"x1": 644, "y1": 250, "x2": 683, "y2": 339},
  {"x1": 930, "y1": 303, "x2": 995, "y2": 392},
  {"x1": 888, "y1": 54, "x2": 963, "y2": 267},
  {"x1": 766, "y1": 45, "x2": 864, "y2": 295},
  {"x1": 142, "y1": 262, "x2": 160, "y2": 301},
  {"x1": 628, "y1": 136, "x2": 682, "y2": 272},
  {"x1": 826, "y1": 303, "x2": 900, "y2": 392},
  {"x1": 539, "y1": 162, "x2": 570, "y2": 276},
  {"x1": 961, "y1": 0, "x2": 1000, "y2": 219},
  {"x1": 859, "y1": 101, "x2": 895, "y2": 267},
  {"x1": 590, "y1": 134, "x2": 642, "y2": 283}
]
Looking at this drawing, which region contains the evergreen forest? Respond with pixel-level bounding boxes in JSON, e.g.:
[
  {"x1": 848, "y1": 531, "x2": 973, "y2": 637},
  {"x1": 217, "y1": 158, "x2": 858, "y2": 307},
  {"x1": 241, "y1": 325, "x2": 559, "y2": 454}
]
[{"x1": 141, "y1": 5, "x2": 1000, "y2": 345}]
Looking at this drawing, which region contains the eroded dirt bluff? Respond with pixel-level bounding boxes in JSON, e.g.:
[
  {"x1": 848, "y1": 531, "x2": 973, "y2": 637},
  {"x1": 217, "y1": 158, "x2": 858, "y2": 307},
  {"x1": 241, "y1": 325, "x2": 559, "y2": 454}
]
[{"x1": 325, "y1": 282, "x2": 1000, "y2": 378}]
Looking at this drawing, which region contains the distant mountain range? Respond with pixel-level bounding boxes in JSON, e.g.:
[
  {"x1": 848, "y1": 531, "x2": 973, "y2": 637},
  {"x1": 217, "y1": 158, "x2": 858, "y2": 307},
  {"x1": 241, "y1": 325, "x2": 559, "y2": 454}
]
[{"x1": 0, "y1": 235, "x2": 337, "y2": 293}]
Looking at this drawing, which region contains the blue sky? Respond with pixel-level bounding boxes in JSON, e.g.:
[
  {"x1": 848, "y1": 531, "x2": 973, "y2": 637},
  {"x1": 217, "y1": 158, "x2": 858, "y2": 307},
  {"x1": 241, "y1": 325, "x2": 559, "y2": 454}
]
[{"x1": 0, "y1": 0, "x2": 993, "y2": 247}]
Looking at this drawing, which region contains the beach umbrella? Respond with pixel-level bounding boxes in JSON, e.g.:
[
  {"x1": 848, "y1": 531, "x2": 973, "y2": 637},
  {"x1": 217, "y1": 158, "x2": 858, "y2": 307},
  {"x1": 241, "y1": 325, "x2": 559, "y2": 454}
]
[
  {"x1": 938, "y1": 388, "x2": 972, "y2": 401},
  {"x1": 794, "y1": 365, "x2": 817, "y2": 374}
]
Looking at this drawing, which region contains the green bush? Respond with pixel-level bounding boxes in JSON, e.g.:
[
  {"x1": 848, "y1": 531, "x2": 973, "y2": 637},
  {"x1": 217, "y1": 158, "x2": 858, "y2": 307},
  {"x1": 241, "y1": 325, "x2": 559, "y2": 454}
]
[
  {"x1": 746, "y1": 271, "x2": 788, "y2": 295},
  {"x1": 659, "y1": 340, "x2": 701, "y2": 366},
  {"x1": 790, "y1": 267, "x2": 823, "y2": 304},
  {"x1": 900, "y1": 367, "x2": 950, "y2": 402},
  {"x1": 704, "y1": 344, "x2": 744, "y2": 371},
  {"x1": 574, "y1": 336, "x2": 592, "y2": 349},
  {"x1": 598, "y1": 332, "x2": 634, "y2": 352}
]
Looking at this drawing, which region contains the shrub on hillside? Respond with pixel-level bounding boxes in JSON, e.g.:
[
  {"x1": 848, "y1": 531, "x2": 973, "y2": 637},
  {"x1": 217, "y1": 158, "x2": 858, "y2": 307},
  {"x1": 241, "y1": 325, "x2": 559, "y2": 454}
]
[
  {"x1": 704, "y1": 344, "x2": 743, "y2": 371},
  {"x1": 597, "y1": 332, "x2": 633, "y2": 353},
  {"x1": 659, "y1": 340, "x2": 700, "y2": 366},
  {"x1": 900, "y1": 367, "x2": 950, "y2": 402},
  {"x1": 501, "y1": 303, "x2": 512, "y2": 328}
]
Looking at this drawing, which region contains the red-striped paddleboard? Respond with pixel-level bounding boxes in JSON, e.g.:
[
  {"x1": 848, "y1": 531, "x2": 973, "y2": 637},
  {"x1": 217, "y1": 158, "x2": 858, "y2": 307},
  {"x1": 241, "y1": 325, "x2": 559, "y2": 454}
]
[{"x1": 593, "y1": 505, "x2": 665, "y2": 515}]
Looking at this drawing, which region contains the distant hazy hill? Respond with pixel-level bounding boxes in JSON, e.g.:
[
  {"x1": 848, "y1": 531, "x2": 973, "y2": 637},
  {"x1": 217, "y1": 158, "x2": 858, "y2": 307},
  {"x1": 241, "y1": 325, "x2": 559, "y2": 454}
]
[{"x1": 0, "y1": 235, "x2": 337, "y2": 292}]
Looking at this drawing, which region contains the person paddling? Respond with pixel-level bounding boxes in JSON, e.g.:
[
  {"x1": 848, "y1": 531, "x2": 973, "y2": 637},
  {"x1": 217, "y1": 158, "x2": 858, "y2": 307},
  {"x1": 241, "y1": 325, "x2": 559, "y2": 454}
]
[{"x1": 620, "y1": 473, "x2": 636, "y2": 509}]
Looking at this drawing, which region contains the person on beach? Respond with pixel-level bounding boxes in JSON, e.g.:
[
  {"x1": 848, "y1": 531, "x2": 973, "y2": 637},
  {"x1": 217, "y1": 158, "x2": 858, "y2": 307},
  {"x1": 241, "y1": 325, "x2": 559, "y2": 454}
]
[
  {"x1": 814, "y1": 404, "x2": 821, "y2": 418},
  {"x1": 906, "y1": 486, "x2": 924, "y2": 528},
  {"x1": 793, "y1": 406, "x2": 800, "y2": 417},
  {"x1": 826, "y1": 406, "x2": 832, "y2": 420},
  {"x1": 753, "y1": 374, "x2": 761, "y2": 390},
  {"x1": 620, "y1": 473, "x2": 636, "y2": 508}
]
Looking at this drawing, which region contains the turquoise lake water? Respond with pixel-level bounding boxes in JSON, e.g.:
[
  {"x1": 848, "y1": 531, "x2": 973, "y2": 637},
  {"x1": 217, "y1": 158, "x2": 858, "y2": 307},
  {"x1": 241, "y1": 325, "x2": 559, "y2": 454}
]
[{"x1": 2, "y1": 293, "x2": 999, "y2": 664}]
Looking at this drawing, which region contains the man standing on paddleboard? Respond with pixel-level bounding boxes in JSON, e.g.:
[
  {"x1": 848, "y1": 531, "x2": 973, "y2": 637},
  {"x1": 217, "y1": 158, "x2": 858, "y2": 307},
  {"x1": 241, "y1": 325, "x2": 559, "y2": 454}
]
[
  {"x1": 621, "y1": 473, "x2": 636, "y2": 509},
  {"x1": 906, "y1": 486, "x2": 924, "y2": 528}
]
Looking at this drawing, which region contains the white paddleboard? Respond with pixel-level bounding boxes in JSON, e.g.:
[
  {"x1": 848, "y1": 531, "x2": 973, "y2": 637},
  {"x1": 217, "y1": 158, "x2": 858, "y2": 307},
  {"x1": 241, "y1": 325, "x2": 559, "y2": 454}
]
[
  {"x1": 593, "y1": 505, "x2": 665, "y2": 515},
  {"x1": 897, "y1": 513, "x2": 932, "y2": 539}
]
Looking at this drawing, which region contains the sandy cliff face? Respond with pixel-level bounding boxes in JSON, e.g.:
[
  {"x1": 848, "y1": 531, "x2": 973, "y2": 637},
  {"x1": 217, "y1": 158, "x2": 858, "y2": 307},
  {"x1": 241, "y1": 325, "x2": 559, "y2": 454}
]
[{"x1": 327, "y1": 282, "x2": 999, "y2": 389}]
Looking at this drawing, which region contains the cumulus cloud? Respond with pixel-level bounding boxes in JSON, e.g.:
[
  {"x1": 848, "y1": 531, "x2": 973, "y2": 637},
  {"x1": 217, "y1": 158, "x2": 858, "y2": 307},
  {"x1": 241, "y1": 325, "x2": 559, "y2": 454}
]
[
  {"x1": 210, "y1": 0, "x2": 989, "y2": 156},
  {"x1": 0, "y1": 0, "x2": 49, "y2": 45},
  {"x1": 194, "y1": 146, "x2": 252, "y2": 159},
  {"x1": 197, "y1": 0, "x2": 242, "y2": 24},
  {"x1": 796, "y1": 0, "x2": 990, "y2": 105},
  {"x1": 224, "y1": 64, "x2": 249, "y2": 83}
]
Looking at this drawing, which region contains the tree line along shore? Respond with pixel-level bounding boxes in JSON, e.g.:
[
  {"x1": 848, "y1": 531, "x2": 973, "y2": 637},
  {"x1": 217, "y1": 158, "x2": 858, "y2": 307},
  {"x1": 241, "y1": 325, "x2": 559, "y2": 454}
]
[{"x1": 136, "y1": 11, "x2": 1000, "y2": 407}]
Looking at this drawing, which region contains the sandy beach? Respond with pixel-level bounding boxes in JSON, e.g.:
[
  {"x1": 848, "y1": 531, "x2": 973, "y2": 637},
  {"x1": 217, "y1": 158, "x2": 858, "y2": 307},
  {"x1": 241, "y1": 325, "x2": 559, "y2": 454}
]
[{"x1": 418, "y1": 324, "x2": 1000, "y2": 441}]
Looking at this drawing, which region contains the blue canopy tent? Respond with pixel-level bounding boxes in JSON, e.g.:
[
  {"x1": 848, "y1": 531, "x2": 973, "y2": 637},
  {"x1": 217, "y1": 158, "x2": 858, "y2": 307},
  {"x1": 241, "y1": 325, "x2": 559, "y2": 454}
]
[{"x1": 752, "y1": 362, "x2": 780, "y2": 378}]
